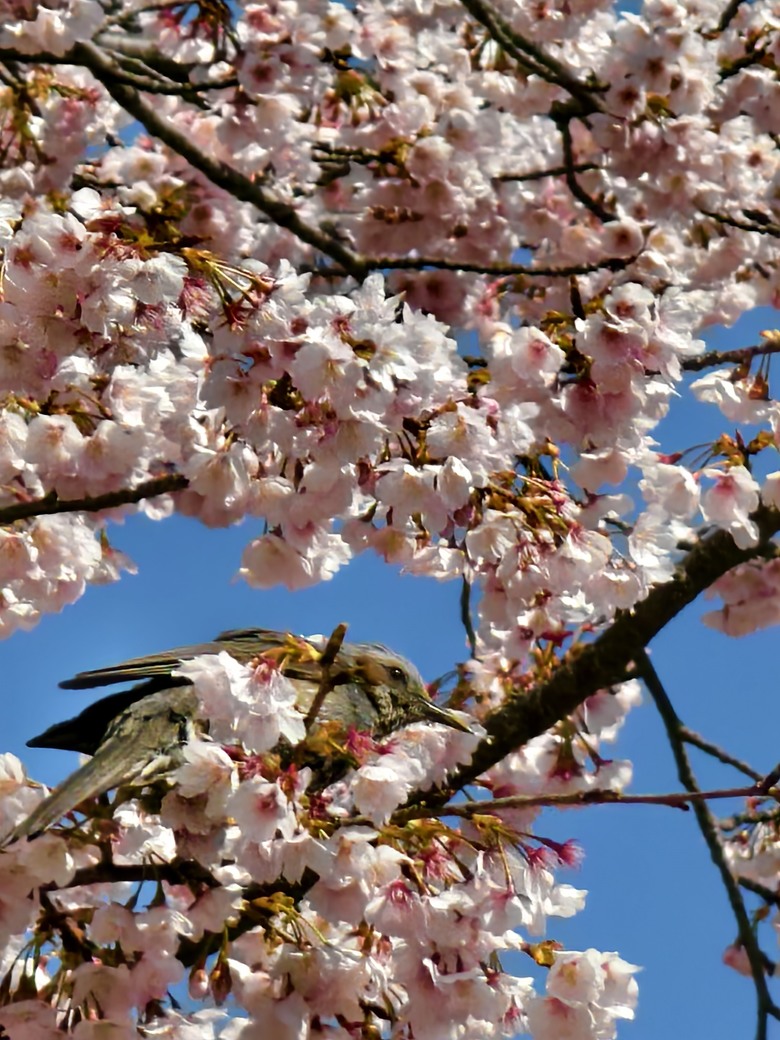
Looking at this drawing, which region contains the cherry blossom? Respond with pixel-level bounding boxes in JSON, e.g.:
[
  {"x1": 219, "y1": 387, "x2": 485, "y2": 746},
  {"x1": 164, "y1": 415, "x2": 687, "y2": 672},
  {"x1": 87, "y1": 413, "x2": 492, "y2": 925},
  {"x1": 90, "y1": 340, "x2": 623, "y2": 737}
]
[
  {"x1": 0, "y1": 0, "x2": 779, "y2": 1035},
  {"x1": 700, "y1": 465, "x2": 760, "y2": 549}
]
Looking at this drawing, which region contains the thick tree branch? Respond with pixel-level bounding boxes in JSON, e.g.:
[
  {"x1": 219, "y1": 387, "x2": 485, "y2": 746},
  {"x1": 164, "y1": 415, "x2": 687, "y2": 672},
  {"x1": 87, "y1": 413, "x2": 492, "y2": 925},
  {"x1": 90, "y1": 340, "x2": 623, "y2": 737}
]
[{"x1": 441, "y1": 505, "x2": 780, "y2": 793}]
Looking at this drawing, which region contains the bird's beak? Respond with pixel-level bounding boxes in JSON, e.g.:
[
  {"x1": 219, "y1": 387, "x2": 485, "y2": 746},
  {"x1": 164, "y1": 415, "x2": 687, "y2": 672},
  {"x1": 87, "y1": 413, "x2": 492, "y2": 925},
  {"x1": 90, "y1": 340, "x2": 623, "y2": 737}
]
[{"x1": 422, "y1": 700, "x2": 472, "y2": 732}]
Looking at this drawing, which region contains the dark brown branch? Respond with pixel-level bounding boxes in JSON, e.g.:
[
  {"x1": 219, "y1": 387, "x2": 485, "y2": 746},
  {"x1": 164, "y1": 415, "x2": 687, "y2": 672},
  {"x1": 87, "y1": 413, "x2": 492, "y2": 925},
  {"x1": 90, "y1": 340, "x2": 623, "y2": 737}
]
[
  {"x1": 638, "y1": 649, "x2": 779, "y2": 1040},
  {"x1": 363, "y1": 255, "x2": 634, "y2": 277},
  {"x1": 755, "y1": 756, "x2": 780, "y2": 794},
  {"x1": 95, "y1": 35, "x2": 195, "y2": 72},
  {"x1": 718, "y1": 45, "x2": 770, "y2": 80},
  {"x1": 388, "y1": 784, "x2": 764, "y2": 825},
  {"x1": 0, "y1": 474, "x2": 188, "y2": 526},
  {"x1": 556, "y1": 115, "x2": 615, "y2": 223},
  {"x1": 41, "y1": 856, "x2": 220, "y2": 890},
  {"x1": 739, "y1": 876, "x2": 780, "y2": 909},
  {"x1": 714, "y1": 0, "x2": 750, "y2": 34},
  {"x1": 679, "y1": 725, "x2": 763, "y2": 781},
  {"x1": 96, "y1": 48, "x2": 216, "y2": 98},
  {"x1": 437, "y1": 504, "x2": 780, "y2": 794},
  {"x1": 701, "y1": 209, "x2": 780, "y2": 238},
  {"x1": 96, "y1": 38, "x2": 239, "y2": 97},
  {"x1": 457, "y1": 0, "x2": 605, "y2": 112},
  {"x1": 494, "y1": 162, "x2": 600, "y2": 182},
  {"x1": 682, "y1": 341, "x2": 780, "y2": 372},
  {"x1": 0, "y1": 42, "x2": 369, "y2": 281},
  {"x1": 98, "y1": 0, "x2": 186, "y2": 31}
]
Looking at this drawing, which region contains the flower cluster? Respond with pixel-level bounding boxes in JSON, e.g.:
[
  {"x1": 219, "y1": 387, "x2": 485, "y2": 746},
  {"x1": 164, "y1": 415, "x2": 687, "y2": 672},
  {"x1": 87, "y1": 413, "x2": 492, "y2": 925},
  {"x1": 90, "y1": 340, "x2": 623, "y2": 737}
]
[
  {"x1": 0, "y1": 0, "x2": 778, "y2": 1034},
  {"x1": 0, "y1": 655, "x2": 640, "y2": 1039}
]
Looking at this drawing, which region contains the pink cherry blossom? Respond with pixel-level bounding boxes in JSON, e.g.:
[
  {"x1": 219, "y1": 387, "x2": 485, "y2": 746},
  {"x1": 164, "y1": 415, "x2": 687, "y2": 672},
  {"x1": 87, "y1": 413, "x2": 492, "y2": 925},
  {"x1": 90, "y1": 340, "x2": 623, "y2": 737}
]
[
  {"x1": 700, "y1": 465, "x2": 760, "y2": 549},
  {"x1": 1, "y1": 0, "x2": 778, "y2": 1035}
]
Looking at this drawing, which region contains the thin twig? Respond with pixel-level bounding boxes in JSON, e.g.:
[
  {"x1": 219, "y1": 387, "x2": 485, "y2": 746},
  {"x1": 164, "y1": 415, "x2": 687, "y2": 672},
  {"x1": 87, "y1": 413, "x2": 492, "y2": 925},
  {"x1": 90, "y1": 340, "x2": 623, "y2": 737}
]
[
  {"x1": 96, "y1": 47, "x2": 213, "y2": 98},
  {"x1": 679, "y1": 726, "x2": 763, "y2": 781},
  {"x1": 385, "y1": 784, "x2": 764, "y2": 825},
  {"x1": 556, "y1": 116, "x2": 615, "y2": 223},
  {"x1": 458, "y1": 0, "x2": 604, "y2": 111},
  {"x1": 682, "y1": 341, "x2": 780, "y2": 372},
  {"x1": 37, "y1": 856, "x2": 220, "y2": 890},
  {"x1": 701, "y1": 209, "x2": 780, "y2": 237},
  {"x1": 495, "y1": 162, "x2": 600, "y2": 182},
  {"x1": 739, "y1": 876, "x2": 780, "y2": 909},
  {"x1": 460, "y1": 577, "x2": 477, "y2": 658},
  {"x1": 304, "y1": 623, "x2": 349, "y2": 730},
  {"x1": 637, "y1": 648, "x2": 779, "y2": 1040}
]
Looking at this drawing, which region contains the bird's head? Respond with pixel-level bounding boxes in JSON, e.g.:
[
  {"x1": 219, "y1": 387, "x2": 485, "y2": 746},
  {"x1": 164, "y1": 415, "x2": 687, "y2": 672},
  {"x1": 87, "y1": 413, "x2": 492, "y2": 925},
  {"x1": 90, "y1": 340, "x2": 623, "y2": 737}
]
[{"x1": 334, "y1": 643, "x2": 471, "y2": 737}]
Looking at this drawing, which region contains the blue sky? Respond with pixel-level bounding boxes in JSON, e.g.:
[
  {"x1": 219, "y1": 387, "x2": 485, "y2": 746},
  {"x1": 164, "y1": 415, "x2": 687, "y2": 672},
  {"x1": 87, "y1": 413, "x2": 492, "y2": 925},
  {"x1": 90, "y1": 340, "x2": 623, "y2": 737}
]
[{"x1": 3, "y1": 308, "x2": 780, "y2": 1039}]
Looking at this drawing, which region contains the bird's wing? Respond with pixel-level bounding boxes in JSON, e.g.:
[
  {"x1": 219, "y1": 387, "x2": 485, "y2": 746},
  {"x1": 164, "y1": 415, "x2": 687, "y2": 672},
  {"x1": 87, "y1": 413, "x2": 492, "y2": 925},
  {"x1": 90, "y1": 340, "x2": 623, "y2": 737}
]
[
  {"x1": 58, "y1": 628, "x2": 283, "y2": 689},
  {"x1": 27, "y1": 685, "x2": 157, "y2": 753},
  {"x1": 45, "y1": 629, "x2": 324, "y2": 753},
  {"x1": 7, "y1": 732, "x2": 154, "y2": 843}
]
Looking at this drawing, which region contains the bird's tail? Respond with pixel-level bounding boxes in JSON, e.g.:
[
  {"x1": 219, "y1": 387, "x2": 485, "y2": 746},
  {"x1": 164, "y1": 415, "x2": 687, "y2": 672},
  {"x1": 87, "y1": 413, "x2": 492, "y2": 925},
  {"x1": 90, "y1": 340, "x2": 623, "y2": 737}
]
[{"x1": 1, "y1": 735, "x2": 175, "y2": 846}]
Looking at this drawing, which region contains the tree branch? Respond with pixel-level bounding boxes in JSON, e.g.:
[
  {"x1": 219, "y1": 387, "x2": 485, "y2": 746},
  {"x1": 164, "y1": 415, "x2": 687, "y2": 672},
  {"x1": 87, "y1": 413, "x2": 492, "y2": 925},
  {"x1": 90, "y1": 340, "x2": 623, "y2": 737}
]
[
  {"x1": 494, "y1": 162, "x2": 601, "y2": 182},
  {"x1": 713, "y1": 0, "x2": 750, "y2": 34},
  {"x1": 439, "y1": 505, "x2": 780, "y2": 793},
  {"x1": 682, "y1": 341, "x2": 780, "y2": 372},
  {"x1": 386, "y1": 784, "x2": 767, "y2": 825},
  {"x1": 679, "y1": 725, "x2": 763, "y2": 781},
  {"x1": 555, "y1": 114, "x2": 615, "y2": 223},
  {"x1": 0, "y1": 474, "x2": 188, "y2": 526},
  {"x1": 638, "y1": 649, "x2": 779, "y2": 1040},
  {"x1": 701, "y1": 209, "x2": 780, "y2": 238},
  {"x1": 457, "y1": 0, "x2": 605, "y2": 111},
  {"x1": 0, "y1": 41, "x2": 369, "y2": 281},
  {"x1": 360, "y1": 254, "x2": 634, "y2": 278}
]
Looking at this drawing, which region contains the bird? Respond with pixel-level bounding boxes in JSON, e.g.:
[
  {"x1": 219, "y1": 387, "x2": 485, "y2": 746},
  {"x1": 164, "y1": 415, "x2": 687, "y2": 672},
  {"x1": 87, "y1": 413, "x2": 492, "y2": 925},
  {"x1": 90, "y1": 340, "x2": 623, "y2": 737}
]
[{"x1": 3, "y1": 627, "x2": 470, "y2": 845}]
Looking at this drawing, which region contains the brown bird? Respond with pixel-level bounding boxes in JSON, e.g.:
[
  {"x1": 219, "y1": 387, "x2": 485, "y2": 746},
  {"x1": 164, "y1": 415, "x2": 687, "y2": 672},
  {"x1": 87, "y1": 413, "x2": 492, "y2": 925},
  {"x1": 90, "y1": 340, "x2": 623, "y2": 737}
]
[{"x1": 4, "y1": 628, "x2": 469, "y2": 844}]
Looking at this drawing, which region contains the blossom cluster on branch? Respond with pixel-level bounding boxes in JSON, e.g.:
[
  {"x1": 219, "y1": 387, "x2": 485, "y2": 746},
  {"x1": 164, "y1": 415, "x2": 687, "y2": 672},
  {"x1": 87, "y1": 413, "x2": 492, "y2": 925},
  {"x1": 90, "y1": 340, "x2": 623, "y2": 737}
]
[
  {"x1": 0, "y1": 0, "x2": 778, "y2": 1035},
  {"x1": 0, "y1": 655, "x2": 642, "y2": 1040}
]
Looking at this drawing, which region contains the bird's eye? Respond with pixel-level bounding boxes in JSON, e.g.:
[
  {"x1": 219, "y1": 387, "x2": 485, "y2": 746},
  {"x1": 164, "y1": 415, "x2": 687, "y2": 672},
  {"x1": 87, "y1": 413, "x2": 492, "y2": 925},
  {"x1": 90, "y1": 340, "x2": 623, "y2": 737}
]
[{"x1": 387, "y1": 666, "x2": 406, "y2": 682}]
